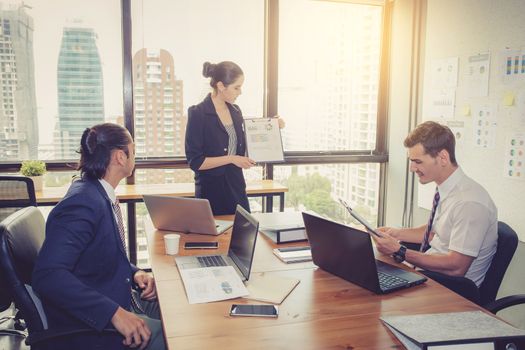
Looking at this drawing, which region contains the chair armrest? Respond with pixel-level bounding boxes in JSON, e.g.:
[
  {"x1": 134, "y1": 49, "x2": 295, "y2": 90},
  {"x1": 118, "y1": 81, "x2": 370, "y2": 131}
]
[
  {"x1": 484, "y1": 294, "x2": 525, "y2": 314},
  {"x1": 27, "y1": 327, "x2": 118, "y2": 346},
  {"x1": 421, "y1": 270, "x2": 481, "y2": 304}
]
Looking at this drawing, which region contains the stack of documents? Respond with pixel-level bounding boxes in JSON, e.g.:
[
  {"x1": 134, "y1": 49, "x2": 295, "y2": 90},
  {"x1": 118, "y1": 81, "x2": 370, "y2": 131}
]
[
  {"x1": 273, "y1": 246, "x2": 312, "y2": 263},
  {"x1": 381, "y1": 311, "x2": 525, "y2": 349}
]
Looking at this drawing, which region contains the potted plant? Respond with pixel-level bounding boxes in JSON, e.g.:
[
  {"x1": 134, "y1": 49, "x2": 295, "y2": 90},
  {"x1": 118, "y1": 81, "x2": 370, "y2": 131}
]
[{"x1": 20, "y1": 160, "x2": 47, "y2": 191}]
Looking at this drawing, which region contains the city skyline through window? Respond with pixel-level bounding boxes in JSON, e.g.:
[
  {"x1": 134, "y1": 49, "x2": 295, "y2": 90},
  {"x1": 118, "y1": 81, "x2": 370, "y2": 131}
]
[
  {"x1": 0, "y1": 0, "x2": 123, "y2": 162},
  {"x1": 0, "y1": 0, "x2": 386, "y2": 267}
]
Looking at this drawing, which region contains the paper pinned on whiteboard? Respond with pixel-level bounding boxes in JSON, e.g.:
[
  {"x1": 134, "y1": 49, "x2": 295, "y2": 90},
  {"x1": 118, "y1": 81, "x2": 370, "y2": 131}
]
[
  {"x1": 244, "y1": 118, "x2": 285, "y2": 163},
  {"x1": 467, "y1": 52, "x2": 490, "y2": 97}
]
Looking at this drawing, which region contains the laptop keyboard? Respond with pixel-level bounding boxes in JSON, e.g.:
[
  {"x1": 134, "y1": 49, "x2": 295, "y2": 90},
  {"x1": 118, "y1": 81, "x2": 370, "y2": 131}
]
[
  {"x1": 197, "y1": 255, "x2": 227, "y2": 267},
  {"x1": 377, "y1": 271, "x2": 408, "y2": 289}
]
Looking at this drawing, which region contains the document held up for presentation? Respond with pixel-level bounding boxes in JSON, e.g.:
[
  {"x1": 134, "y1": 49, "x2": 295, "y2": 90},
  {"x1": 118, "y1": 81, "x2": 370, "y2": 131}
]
[{"x1": 244, "y1": 118, "x2": 284, "y2": 163}]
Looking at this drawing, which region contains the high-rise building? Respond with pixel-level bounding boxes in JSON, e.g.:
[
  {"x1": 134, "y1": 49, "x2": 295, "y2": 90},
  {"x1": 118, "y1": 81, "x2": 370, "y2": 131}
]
[
  {"x1": 132, "y1": 48, "x2": 188, "y2": 184},
  {"x1": 55, "y1": 24, "x2": 104, "y2": 159},
  {"x1": 0, "y1": 3, "x2": 38, "y2": 161},
  {"x1": 345, "y1": 9, "x2": 380, "y2": 216}
]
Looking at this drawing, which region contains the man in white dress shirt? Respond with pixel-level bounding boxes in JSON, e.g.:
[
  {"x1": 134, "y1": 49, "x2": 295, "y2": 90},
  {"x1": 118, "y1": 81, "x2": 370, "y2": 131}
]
[{"x1": 374, "y1": 121, "x2": 497, "y2": 286}]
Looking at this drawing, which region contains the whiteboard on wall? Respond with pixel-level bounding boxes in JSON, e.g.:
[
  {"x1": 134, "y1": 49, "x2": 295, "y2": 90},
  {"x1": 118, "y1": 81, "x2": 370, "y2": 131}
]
[{"x1": 419, "y1": 0, "x2": 525, "y2": 241}]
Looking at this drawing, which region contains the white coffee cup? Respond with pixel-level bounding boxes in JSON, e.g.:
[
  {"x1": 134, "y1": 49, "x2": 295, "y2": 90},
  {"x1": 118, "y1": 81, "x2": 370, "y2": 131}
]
[{"x1": 164, "y1": 233, "x2": 180, "y2": 255}]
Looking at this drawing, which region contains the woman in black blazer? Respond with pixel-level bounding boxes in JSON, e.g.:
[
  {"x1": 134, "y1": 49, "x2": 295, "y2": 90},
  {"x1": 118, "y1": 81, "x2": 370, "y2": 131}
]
[{"x1": 185, "y1": 61, "x2": 254, "y2": 215}]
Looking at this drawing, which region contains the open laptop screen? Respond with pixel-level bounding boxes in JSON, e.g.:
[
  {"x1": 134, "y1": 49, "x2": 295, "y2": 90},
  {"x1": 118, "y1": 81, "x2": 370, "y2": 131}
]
[{"x1": 228, "y1": 205, "x2": 259, "y2": 281}]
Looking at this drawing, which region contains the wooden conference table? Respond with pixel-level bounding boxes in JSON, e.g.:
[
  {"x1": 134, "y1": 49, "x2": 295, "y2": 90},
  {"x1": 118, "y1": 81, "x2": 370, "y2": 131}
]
[
  {"x1": 146, "y1": 218, "x2": 482, "y2": 350},
  {"x1": 35, "y1": 180, "x2": 288, "y2": 212}
]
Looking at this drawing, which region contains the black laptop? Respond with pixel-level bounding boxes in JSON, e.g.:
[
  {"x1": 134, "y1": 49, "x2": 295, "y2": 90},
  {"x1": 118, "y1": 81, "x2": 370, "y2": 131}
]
[{"x1": 302, "y1": 212, "x2": 427, "y2": 294}]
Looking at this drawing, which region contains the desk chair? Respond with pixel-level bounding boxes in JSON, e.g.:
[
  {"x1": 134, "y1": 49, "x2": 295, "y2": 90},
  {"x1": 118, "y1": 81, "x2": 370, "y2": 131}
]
[
  {"x1": 0, "y1": 207, "x2": 116, "y2": 349},
  {"x1": 0, "y1": 176, "x2": 37, "y2": 341},
  {"x1": 0, "y1": 176, "x2": 37, "y2": 222},
  {"x1": 421, "y1": 221, "x2": 525, "y2": 314}
]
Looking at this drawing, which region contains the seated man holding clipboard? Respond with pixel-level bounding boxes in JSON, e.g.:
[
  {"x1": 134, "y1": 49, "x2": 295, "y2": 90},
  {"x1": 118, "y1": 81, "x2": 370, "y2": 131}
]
[{"x1": 345, "y1": 122, "x2": 497, "y2": 289}]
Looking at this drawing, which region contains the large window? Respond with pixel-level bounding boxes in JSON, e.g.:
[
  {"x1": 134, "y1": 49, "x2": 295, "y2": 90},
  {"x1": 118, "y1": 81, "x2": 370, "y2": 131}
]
[
  {"x1": 0, "y1": 0, "x2": 123, "y2": 165},
  {"x1": 0, "y1": 0, "x2": 389, "y2": 267},
  {"x1": 131, "y1": 0, "x2": 264, "y2": 186},
  {"x1": 274, "y1": 163, "x2": 380, "y2": 226},
  {"x1": 278, "y1": 0, "x2": 382, "y2": 152},
  {"x1": 131, "y1": 0, "x2": 264, "y2": 160},
  {"x1": 275, "y1": 0, "x2": 383, "y2": 225}
]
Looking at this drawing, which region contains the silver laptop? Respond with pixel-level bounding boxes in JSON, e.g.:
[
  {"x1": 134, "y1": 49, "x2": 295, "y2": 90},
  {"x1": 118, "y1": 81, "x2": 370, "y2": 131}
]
[
  {"x1": 175, "y1": 205, "x2": 259, "y2": 282},
  {"x1": 143, "y1": 195, "x2": 233, "y2": 235}
]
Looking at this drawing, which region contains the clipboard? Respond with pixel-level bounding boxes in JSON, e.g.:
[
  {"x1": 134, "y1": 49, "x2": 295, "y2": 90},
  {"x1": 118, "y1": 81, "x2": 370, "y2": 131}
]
[{"x1": 243, "y1": 118, "x2": 284, "y2": 163}]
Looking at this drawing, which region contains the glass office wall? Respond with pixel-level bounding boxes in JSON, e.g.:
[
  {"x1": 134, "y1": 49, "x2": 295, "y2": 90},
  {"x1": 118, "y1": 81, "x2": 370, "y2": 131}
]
[{"x1": 0, "y1": 0, "x2": 123, "y2": 173}]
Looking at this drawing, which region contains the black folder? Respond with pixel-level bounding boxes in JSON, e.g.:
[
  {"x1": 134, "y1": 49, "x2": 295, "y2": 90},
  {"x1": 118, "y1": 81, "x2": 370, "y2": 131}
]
[{"x1": 253, "y1": 211, "x2": 307, "y2": 244}]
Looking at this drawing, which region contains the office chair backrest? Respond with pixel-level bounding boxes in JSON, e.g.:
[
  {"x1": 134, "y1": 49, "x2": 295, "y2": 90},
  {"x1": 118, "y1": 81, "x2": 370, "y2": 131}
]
[
  {"x1": 0, "y1": 207, "x2": 47, "y2": 332},
  {"x1": 479, "y1": 221, "x2": 518, "y2": 306},
  {"x1": 0, "y1": 176, "x2": 37, "y2": 222},
  {"x1": 0, "y1": 176, "x2": 37, "y2": 311}
]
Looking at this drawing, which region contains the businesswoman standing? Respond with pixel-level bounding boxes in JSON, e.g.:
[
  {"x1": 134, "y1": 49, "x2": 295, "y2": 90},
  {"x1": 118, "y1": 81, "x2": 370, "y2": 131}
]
[{"x1": 185, "y1": 61, "x2": 254, "y2": 215}]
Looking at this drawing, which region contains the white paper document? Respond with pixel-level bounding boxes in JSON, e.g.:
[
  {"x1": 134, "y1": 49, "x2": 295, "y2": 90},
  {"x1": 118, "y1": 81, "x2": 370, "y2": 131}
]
[
  {"x1": 473, "y1": 104, "x2": 497, "y2": 149},
  {"x1": 500, "y1": 48, "x2": 525, "y2": 84},
  {"x1": 504, "y1": 133, "x2": 525, "y2": 180},
  {"x1": 467, "y1": 52, "x2": 490, "y2": 97},
  {"x1": 244, "y1": 118, "x2": 284, "y2": 163},
  {"x1": 431, "y1": 57, "x2": 459, "y2": 88},
  {"x1": 179, "y1": 266, "x2": 249, "y2": 304},
  {"x1": 428, "y1": 88, "x2": 456, "y2": 120}
]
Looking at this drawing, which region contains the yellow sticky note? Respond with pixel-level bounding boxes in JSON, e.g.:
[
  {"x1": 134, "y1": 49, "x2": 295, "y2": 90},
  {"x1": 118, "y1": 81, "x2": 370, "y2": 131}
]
[
  {"x1": 503, "y1": 92, "x2": 515, "y2": 106},
  {"x1": 462, "y1": 105, "x2": 471, "y2": 116}
]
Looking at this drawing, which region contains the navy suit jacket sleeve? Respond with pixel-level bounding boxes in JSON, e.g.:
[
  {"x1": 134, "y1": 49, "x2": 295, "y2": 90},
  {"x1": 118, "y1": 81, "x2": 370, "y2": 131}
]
[{"x1": 33, "y1": 192, "x2": 122, "y2": 331}]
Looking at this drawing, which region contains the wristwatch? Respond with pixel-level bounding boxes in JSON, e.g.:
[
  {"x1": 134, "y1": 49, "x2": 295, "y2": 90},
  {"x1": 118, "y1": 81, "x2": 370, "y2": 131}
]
[{"x1": 392, "y1": 244, "x2": 407, "y2": 263}]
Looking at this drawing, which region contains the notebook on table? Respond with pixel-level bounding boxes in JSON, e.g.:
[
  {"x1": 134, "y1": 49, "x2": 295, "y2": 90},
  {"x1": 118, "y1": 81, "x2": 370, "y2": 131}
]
[
  {"x1": 175, "y1": 205, "x2": 259, "y2": 282},
  {"x1": 143, "y1": 195, "x2": 232, "y2": 235},
  {"x1": 302, "y1": 212, "x2": 427, "y2": 294}
]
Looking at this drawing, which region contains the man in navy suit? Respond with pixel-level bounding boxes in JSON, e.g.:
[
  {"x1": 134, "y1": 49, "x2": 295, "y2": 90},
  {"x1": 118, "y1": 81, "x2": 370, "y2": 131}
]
[{"x1": 33, "y1": 123, "x2": 165, "y2": 350}]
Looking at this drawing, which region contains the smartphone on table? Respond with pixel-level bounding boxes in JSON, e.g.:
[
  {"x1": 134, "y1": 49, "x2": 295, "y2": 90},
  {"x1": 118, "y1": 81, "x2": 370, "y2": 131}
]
[
  {"x1": 184, "y1": 242, "x2": 219, "y2": 249},
  {"x1": 229, "y1": 304, "x2": 278, "y2": 318}
]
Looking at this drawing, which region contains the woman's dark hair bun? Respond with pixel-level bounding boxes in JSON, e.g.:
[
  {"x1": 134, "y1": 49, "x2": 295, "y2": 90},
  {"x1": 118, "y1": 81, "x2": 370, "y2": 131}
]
[
  {"x1": 202, "y1": 62, "x2": 215, "y2": 78},
  {"x1": 203, "y1": 60, "x2": 243, "y2": 90}
]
